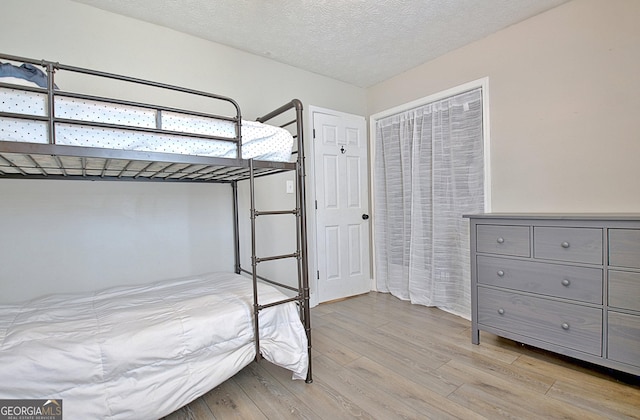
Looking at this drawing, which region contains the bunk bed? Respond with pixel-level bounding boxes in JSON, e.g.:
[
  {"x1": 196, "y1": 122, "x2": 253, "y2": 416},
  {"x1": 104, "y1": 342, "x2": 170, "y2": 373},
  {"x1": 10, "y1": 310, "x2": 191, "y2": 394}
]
[{"x1": 0, "y1": 53, "x2": 312, "y2": 419}]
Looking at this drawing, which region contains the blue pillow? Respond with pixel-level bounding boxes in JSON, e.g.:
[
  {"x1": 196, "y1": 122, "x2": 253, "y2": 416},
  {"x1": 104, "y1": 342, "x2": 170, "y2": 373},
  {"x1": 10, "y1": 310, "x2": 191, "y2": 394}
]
[{"x1": 0, "y1": 62, "x2": 58, "y2": 88}]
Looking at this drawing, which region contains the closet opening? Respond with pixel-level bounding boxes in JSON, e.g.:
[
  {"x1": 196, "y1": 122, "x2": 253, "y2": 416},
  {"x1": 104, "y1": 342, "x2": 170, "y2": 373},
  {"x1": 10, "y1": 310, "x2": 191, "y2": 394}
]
[{"x1": 370, "y1": 78, "x2": 490, "y2": 319}]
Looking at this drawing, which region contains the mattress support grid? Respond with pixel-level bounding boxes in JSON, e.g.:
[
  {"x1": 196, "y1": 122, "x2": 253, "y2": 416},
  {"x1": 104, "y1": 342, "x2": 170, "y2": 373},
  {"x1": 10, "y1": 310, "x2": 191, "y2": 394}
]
[
  {"x1": 0, "y1": 153, "x2": 27, "y2": 175},
  {"x1": 172, "y1": 168, "x2": 198, "y2": 181},
  {"x1": 0, "y1": 149, "x2": 295, "y2": 183},
  {"x1": 133, "y1": 162, "x2": 155, "y2": 178},
  {"x1": 54, "y1": 155, "x2": 67, "y2": 176},
  {"x1": 0, "y1": 153, "x2": 292, "y2": 182},
  {"x1": 171, "y1": 164, "x2": 198, "y2": 179},
  {"x1": 101, "y1": 159, "x2": 111, "y2": 178},
  {"x1": 149, "y1": 163, "x2": 177, "y2": 179},
  {"x1": 181, "y1": 171, "x2": 213, "y2": 182},
  {"x1": 185, "y1": 165, "x2": 229, "y2": 180},
  {"x1": 26, "y1": 154, "x2": 47, "y2": 175}
]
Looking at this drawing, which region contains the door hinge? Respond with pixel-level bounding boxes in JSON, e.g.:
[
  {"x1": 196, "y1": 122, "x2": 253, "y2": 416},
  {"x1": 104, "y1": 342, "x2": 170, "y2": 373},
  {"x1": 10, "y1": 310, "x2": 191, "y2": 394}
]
[
  {"x1": 313, "y1": 128, "x2": 316, "y2": 139},
  {"x1": 315, "y1": 200, "x2": 318, "y2": 210},
  {"x1": 317, "y1": 270, "x2": 320, "y2": 280}
]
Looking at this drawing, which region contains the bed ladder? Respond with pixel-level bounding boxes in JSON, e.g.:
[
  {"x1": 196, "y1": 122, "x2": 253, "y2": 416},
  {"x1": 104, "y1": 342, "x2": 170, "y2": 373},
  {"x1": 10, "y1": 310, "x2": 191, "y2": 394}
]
[{"x1": 237, "y1": 100, "x2": 312, "y2": 383}]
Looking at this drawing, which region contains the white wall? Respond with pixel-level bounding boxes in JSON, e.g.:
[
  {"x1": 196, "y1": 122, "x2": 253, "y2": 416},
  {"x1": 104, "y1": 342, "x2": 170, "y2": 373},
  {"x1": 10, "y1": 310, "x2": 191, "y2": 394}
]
[
  {"x1": 368, "y1": 0, "x2": 640, "y2": 213},
  {"x1": 0, "y1": 180, "x2": 233, "y2": 302},
  {"x1": 0, "y1": 0, "x2": 367, "y2": 303}
]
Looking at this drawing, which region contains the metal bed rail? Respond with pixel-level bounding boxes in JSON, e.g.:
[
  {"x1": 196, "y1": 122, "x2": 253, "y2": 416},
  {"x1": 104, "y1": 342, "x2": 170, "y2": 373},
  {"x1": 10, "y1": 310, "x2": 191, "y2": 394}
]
[
  {"x1": 0, "y1": 52, "x2": 244, "y2": 157},
  {"x1": 0, "y1": 53, "x2": 305, "y2": 182}
]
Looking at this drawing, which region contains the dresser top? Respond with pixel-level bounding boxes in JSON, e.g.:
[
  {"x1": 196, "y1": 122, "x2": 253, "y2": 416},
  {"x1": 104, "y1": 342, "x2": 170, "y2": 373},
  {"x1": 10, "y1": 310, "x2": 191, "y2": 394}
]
[{"x1": 463, "y1": 213, "x2": 640, "y2": 221}]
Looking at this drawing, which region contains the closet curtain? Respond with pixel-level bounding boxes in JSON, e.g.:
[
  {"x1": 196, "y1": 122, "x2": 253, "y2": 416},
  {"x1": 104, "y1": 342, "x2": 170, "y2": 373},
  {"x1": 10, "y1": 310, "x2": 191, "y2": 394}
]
[{"x1": 374, "y1": 88, "x2": 484, "y2": 319}]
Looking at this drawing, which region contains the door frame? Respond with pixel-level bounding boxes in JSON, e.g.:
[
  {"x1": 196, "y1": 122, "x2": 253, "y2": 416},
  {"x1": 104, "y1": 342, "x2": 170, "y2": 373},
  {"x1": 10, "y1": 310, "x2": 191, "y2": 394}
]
[
  {"x1": 368, "y1": 77, "x2": 492, "y2": 291},
  {"x1": 307, "y1": 105, "x2": 371, "y2": 306}
]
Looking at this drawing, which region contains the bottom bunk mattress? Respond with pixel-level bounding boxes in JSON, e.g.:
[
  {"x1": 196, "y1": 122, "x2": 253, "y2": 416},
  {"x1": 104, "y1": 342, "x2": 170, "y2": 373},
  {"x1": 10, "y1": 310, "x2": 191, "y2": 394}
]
[{"x1": 0, "y1": 272, "x2": 309, "y2": 419}]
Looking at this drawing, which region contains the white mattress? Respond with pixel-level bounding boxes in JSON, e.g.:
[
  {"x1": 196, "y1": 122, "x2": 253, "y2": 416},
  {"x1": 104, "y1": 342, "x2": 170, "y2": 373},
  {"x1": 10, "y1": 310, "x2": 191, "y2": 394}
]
[
  {"x1": 0, "y1": 272, "x2": 309, "y2": 419},
  {"x1": 0, "y1": 85, "x2": 294, "y2": 162}
]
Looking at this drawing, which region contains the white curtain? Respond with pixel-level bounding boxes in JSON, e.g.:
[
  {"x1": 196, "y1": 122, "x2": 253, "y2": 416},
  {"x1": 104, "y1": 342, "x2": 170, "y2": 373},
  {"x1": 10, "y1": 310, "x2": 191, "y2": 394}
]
[{"x1": 374, "y1": 88, "x2": 484, "y2": 319}]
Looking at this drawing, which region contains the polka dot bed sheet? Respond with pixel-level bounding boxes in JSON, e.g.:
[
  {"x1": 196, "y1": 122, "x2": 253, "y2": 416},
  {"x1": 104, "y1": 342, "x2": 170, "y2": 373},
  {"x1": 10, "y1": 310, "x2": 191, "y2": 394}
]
[{"x1": 0, "y1": 86, "x2": 295, "y2": 162}]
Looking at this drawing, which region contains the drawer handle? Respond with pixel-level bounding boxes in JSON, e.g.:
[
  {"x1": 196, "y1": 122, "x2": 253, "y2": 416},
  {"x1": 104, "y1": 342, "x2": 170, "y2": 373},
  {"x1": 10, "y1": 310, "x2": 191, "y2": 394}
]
[
  {"x1": 561, "y1": 278, "x2": 571, "y2": 287},
  {"x1": 497, "y1": 270, "x2": 505, "y2": 277},
  {"x1": 498, "y1": 308, "x2": 505, "y2": 315},
  {"x1": 497, "y1": 237, "x2": 505, "y2": 244},
  {"x1": 561, "y1": 241, "x2": 570, "y2": 248},
  {"x1": 561, "y1": 322, "x2": 570, "y2": 330}
]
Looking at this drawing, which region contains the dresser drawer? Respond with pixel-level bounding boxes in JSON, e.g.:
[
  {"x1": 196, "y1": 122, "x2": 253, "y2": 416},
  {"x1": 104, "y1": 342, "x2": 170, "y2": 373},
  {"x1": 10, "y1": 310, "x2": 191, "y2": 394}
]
[
  {"x1": 477, "y1": 287, "x2": 602, "y2": 355},
  {"x1": 476, "y1": 225, "x2": 530, "y2": 257},
  {"x1": 477, "y1": 256, "x2": 602, "y2": 304},
  {"x1": 608, "y1": 311, "x2": 640, "y2": 368},
  {"x1": 534, "y1": 227, "x2": 602, "y2": 264},
  {"x1": 608, "y1": 270, "x2": 640, "y2": 312},
  {"x1": 609, "y1": 229, "x2": 640, "y2": 269}
]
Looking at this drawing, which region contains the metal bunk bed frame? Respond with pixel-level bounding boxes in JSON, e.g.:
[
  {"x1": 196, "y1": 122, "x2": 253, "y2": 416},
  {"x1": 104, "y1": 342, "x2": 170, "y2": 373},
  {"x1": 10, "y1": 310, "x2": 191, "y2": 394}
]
[{"x1": 0, "y1": 53, "x2": 313, "y2": 383}]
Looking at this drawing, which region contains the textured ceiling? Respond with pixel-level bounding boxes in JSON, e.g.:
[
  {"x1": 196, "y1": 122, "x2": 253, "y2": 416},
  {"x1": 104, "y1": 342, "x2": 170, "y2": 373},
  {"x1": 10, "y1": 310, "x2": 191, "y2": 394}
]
[{"x1": 71, "y1": 0, "x2": 569, "y2": 88}]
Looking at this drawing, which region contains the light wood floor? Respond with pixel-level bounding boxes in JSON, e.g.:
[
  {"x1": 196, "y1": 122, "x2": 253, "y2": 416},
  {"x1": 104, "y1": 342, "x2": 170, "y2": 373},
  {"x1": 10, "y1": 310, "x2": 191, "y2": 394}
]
[{"x1": 164, "y1": 292, "x2": 640, "y2": 419}]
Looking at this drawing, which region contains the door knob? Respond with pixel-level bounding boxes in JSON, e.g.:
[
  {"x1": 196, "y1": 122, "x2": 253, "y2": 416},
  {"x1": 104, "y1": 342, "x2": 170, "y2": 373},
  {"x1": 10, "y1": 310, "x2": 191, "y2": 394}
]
[{"x1": 362, "y1": 214, "x2": 370, "y2": 220}]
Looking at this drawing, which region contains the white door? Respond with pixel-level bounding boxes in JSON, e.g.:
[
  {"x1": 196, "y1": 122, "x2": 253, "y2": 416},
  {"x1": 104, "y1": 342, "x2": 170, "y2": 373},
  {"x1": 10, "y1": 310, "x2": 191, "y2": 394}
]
[{"x1": 313, "y1": 109, "x2": 370, "y2": 303}]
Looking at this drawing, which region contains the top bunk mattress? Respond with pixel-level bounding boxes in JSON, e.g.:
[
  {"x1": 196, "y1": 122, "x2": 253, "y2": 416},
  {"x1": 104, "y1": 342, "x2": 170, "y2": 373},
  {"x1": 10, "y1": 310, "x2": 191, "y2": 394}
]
[{"x1": 0, "y1": 84, "x2": 295, "y2": 163}]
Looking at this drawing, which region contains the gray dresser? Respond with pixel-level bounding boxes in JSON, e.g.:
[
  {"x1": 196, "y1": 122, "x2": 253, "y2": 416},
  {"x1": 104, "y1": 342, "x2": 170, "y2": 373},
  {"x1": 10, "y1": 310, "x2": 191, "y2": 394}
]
[{"x1": 464, "y1": 214, "x2": 640, "y2": 376}]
